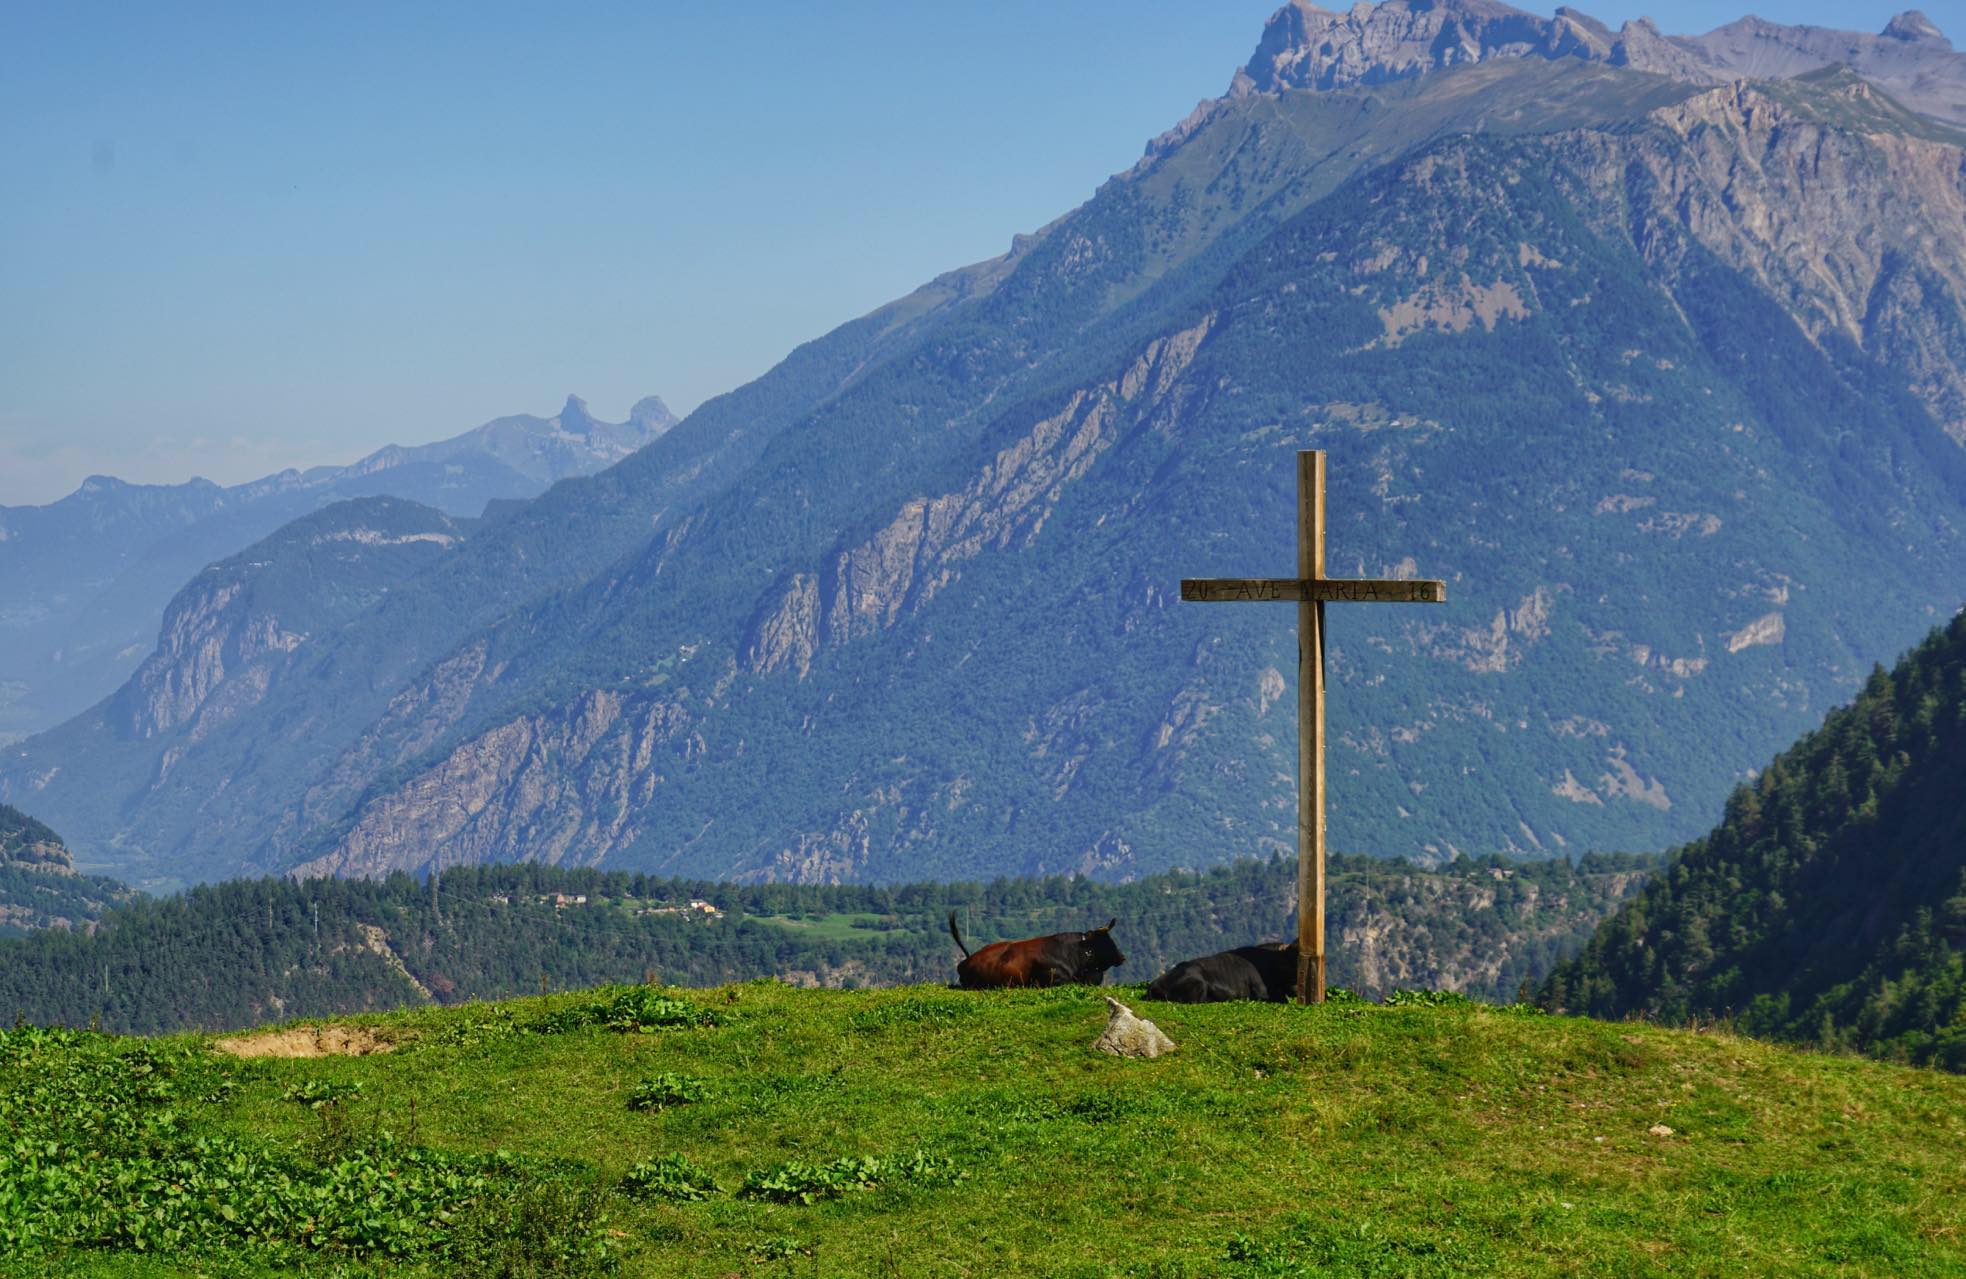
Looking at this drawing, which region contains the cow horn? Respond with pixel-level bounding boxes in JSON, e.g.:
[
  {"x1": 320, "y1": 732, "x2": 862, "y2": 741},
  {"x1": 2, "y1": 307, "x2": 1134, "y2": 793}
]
[{"x1": 1100, "y1": 918, "x2": 1115, "y2": 932}]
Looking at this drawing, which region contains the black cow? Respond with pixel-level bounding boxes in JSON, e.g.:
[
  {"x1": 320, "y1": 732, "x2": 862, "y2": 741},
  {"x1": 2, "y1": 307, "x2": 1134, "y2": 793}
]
[
  {"x1": 1144, "y1": 942, "x2": 1299, "y2": 1003},
  {"x1": 947, "y1": 912, "x2": 1125, "y2": 989}
]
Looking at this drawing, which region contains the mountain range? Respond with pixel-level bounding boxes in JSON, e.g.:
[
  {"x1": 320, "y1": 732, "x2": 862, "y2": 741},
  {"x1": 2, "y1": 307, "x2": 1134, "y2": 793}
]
[
  {"x1": 0, "y1": 394, "x2": 674, "y2": 743},
  {"x1": 5, "y1": 1, "x2": 1966, "y2": 894}
]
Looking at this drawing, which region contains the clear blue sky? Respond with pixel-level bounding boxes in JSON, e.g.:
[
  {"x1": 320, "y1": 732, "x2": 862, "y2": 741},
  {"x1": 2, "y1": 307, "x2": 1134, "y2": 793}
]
[{"x1": 0, "y1": 1, "x2": 1942, "y2": 504}]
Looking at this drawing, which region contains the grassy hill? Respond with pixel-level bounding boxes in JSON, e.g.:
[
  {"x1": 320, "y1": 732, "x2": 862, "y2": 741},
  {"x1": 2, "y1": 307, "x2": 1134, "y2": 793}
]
[{"x1": 6, "y1": 983, "x2": 1965, "y2": 1277}]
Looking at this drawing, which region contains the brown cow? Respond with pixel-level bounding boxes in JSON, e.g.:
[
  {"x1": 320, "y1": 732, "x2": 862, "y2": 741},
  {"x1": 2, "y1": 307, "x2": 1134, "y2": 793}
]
[{"x1": 947, "y1": 911, "x2": 1125, "y2": 989}]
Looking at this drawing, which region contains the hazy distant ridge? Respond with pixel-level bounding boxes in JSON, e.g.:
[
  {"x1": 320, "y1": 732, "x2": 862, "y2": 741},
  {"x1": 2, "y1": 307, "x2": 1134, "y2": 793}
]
[{"x1": 0, "y1": 394, "x2": 673, "y2": 741}]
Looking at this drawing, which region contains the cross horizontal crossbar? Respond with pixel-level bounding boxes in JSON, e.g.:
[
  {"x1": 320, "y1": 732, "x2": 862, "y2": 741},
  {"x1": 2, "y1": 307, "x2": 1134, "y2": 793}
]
[{"x1": 1180, "y1": 578, "x2": 1446, "y2": 604}]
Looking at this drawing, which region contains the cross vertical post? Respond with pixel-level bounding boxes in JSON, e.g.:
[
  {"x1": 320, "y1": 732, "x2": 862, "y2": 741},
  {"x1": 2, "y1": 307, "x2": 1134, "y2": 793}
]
[
  {"x1": 1297, "y1": 451, "x2": 1326, "y2": 1005},
  {"x1": 1179, "y1": 449, "x2": 1446, "y2": 1003}
]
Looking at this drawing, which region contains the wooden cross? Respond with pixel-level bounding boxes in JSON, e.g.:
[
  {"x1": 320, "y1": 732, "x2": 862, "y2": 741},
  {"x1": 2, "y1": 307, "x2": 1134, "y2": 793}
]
[{"x1": 1181, "y1": 450, "x2": 1445, "y2": 1004}]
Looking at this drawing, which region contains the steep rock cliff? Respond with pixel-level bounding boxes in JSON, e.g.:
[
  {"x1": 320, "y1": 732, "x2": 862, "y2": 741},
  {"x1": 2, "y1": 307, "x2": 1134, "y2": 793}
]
[
  {"x1": 117, "y1": 499, "x2": 464, "y2": 750},
  {"x1": 1228, "y1": 1, "x2": 1966, "y2": 126}
]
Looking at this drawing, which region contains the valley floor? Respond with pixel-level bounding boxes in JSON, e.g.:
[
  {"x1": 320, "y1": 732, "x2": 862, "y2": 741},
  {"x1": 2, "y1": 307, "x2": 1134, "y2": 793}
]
[{"x1": 7, "y1": 984, "x2": 1965, "y2": 1277}]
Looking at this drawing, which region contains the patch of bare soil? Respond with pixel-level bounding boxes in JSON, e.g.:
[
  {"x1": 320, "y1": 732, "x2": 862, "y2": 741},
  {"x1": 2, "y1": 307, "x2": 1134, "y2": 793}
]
[{"x1": 212, "y1": 1025, "x2": 399, "y2": 1058}]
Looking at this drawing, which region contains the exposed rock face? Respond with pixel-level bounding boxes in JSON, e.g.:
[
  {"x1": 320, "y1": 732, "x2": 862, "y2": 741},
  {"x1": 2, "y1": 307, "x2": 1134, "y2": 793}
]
[
  {"x1": 119, "y1": 499, "x2": 463, "y2": 744},
  {"x1": 0, "y1": 802, "x2": 71, "y2": 874},
  {"x1": 295, "y1": 640, "x2": 503, "y2": 834},
  {"x1": 1430, "y1": 587, "x2": 1557, "y2": 674},
  {"x1": 629, "y1": 396, "x2": 678, "y2": 433},
  {"x1": 5, "y1": 841, "x2": 70, "y2": 874},
  {"x1": 1885, "y1": 11, "x2": 1945, "y2": 44},
  {"x1": 1726, "y1": 612, "x2": 1786, "y2": 653},
  {"x1": 1230, "y1": 1, "x2": 1966, "y2": 126},
  {"x1": 1582, "y1": 78, "x2": 1966, "y2": 441},
  {"x1": 1605, "y1": 17, "x2": 1724, "y2": 83},
  {"x1": 0, "y1": 802, "x2": 137, "y2": 935},
  {"x1": 1234, "y1": 0, "x2": 1586, "y2": 97},
  {"x1": 1340, "y1": 867, "x2": 1650, "y2": 997},
  {"x1": 288, "y1": 689, "x2": 699, "y2": 880},
  {"x1": 126, "y1": 582, "x2": 298, "y2": 738},
  {"x1": 742, "y1": 317, "x2": 1215, "y2": 678}
]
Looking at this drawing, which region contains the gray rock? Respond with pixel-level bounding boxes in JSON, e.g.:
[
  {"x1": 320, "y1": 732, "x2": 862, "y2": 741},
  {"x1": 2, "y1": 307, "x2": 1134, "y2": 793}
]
[
  {"x1": 1094, "y1": 996, "x2": 1176, "y2": 1059},
  {"x1": 1227, "y1": 0, "x2": 1966, "y2": 126}
]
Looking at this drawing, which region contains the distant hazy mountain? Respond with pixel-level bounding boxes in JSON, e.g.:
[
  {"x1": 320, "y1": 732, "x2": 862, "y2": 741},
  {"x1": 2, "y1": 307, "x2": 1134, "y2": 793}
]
[
  {"x1": 7, "y1": 3, "x2": 1966, "y2": 894},
  {"x1": 114, "y1": 496, "x2": 469, "y2": 746},
  {"x1": 0, "y1": 394, "x2": 674, "y2": 742}
]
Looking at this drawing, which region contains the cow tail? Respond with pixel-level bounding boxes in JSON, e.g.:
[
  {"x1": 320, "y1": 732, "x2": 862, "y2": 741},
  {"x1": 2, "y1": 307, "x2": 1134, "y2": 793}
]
[{"x1": 947, "y1": 910, "x2": 971, "y2": 959}]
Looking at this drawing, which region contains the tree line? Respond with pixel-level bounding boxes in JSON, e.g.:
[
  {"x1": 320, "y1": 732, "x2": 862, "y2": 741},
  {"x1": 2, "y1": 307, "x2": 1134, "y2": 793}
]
[
  {"x1": 0, "y1": 852, "x2": 1651, "y2": 1034},
  {"x1": 1543, "y1": 614, "x2": 1966, "y2": 1071}
]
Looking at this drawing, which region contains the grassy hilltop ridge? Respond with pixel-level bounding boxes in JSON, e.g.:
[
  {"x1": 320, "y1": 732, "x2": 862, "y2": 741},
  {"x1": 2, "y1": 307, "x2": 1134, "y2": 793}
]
[{"x1": 7, "y1": 983, "x2": 1965, "y2": 1278}]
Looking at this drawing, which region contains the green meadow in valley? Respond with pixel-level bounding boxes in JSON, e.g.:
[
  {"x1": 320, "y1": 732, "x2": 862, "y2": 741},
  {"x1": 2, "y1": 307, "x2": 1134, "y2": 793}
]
[{"x1": 6, "y1": 982, "x2": 1965, "y2": 1277}]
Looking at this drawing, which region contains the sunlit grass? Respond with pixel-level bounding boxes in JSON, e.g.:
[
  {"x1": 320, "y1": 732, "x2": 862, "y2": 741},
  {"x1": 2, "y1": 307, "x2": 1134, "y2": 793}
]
[{"x1": 15, "y1": 981, "x2": 1966, "y2": 1277}]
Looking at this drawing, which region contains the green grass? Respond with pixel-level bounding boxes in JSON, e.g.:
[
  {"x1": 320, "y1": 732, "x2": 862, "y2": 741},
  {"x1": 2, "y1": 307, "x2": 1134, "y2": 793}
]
[
  {"x1": 744, "y1": 911, "x2": 900, "y2": 941},
  {"x1": 8, "y1": 982, "x2": 1966, "y2": 1277}
]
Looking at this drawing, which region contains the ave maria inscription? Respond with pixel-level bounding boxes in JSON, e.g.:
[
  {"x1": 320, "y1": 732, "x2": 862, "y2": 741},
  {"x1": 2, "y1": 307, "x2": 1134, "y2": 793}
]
[{"x1": 1183, "y1": 579, "x2": 1444, "y2": 604}]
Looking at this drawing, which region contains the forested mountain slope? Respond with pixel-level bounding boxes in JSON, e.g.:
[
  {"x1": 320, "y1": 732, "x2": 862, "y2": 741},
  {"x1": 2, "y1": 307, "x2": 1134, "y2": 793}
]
[
  {"x1": 0, "y1": 803, "x2": 134, "y2": 936},
  {"x1": 6, "y1": 4, "x2": 1966, "y2": 890},
  {"x1": 0, "y1": 853, "x2": 1650, "y2": 1034},
  {"x1": 1541, "y1": 614, "x2": 1966, "y2": 1070},
  {"x1": 0, "y1": 394, "x2": 672, "y2": 742},
  {"x1": 0, "y1": 802, "x2": 64, "y2": 872}
]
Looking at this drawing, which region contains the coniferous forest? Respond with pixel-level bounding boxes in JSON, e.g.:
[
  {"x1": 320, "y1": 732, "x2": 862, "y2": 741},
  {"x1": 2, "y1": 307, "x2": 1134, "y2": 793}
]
[
  {"x1": 1542, "y1": 614, "x2": 1966, "y2": 1070},
  {"x1": 0, "y1": 852, "x2": 1650, "y2": 1034}
]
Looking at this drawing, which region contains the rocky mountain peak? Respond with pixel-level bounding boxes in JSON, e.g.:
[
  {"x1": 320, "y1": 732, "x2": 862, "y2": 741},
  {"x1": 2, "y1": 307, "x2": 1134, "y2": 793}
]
[
  {"x1": 1224, "y1": 0, "x2": 1966, "y2": 125},
  {"x1": 1883, "y1": 11, "x2": 1948, "y2": 46},
  {"x1": 1602, "y1": 16, "x2": 1720, "y2": 82},
  {"x1": 556, "y1": 394, "x2": 594, "y2": 431},
  {"x1": 1231, "y1": 0, "x2": 1555, "y2": 97},
  {"x1": 629, "y1": 395, "x2": 678, "y2": 432}
]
